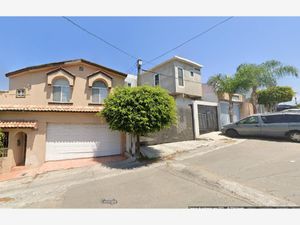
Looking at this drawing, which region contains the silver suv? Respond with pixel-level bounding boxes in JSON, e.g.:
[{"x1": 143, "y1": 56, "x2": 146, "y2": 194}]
[{"x1": 221, "y1": 113, "x2": 300, "y2": 142}]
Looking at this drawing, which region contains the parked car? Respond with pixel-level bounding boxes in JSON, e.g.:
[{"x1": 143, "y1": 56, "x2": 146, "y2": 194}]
[
  {"x1": 221, "y1": 113, "x2": 300, "y2": 142},
  {"x1": 276, "y1": 104, "x2": 296, "y2": 112},
  {"x1": 282, "y1": 108, "x2": 300, "y2": 113}
]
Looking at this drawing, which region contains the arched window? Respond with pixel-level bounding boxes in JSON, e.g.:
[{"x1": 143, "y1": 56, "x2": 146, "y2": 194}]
[
  {"x1": 92, "y1": 81, "x2": 108, "y2": 104},
  {"x1": 53, "y1": 78, "x2": 70, "y2": 102}
]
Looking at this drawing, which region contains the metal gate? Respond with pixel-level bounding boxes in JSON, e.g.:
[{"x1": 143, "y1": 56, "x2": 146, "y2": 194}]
[{"x1": 198, "y1": 105, "x2": 218, "y2": 134}]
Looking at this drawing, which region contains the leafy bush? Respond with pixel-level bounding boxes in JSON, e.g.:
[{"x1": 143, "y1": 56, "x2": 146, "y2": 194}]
[
  {"x1": 101, "y1": 86, "x2": 176, "y2": 135},
  {"x1": 257, "y1": 86, "x2": 294, "y2": 111},
  {"x1": 100, "y1": 86, "x2": 177, "y2": 156}
]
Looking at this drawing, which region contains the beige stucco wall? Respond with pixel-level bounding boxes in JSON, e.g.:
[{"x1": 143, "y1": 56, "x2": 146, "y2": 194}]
[
  {"x1": 0, "y1": 62, "x2": 125, "y2": 106},
  {"x1": 220, "y1": 93, "x2": 244, "y2": 102},
  {"x1": 240, "y1": 102, "x2": 254, "y2": 119},
  {"x1": 0, "y1": 111, "x2": 125, "y2": 173}
]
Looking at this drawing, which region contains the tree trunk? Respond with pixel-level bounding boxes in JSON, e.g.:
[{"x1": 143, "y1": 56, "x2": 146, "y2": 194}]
[
  {"x1": 130, "y1": 133, "x2": 136, "y2": 156},
  {"x1": 135, "y1": 134, "x2": 141, "y2": 158},
  {"x1": 228, "y1": 97, "x2": 234, "y2": 123},
  {"x1": 250, "y1": 87, "x2": 258, "y2": 114}
]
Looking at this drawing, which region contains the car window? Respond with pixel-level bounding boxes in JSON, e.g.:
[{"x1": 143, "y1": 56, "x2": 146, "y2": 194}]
[
  {"x1": 286, "y1": 114, "x2": 300, "y2": 123},
  {"x1": 261, "y1": 115, "x2": 286, "y2": 124},
  {"x1": 239, "y1": 116, "x2": 259, "y2": 124}
]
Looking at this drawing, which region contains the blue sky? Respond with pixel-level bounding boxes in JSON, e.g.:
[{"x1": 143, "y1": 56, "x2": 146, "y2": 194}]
[{"x1": 0, "y1": 17, "x2": 299, "y2": 104}]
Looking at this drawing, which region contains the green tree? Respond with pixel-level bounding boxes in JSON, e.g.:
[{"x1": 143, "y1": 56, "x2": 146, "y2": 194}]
[
  {"x1": 208, "y1": 74, "x2": 248, "y2": 123},
  {"x1": 100, "y1": 86, "x2": 177, "y2": 157},
  {"x1": 257, "y1": 86, "x2": 295, "y2": 112},
  {"x1": 0, "y1": 129, "x2": 4, "y2": 157},
  {"x1": 236, "y1": 60, "x2": 298, "y2": 113}
]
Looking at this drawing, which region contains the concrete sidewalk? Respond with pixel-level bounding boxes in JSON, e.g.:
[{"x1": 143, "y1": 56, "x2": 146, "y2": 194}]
[
  {"x1": 0, "y1": 155, "x2": 125, "y2": 182},
  {"x1": 141, "y1": 131, "x2": 232, "y2": 159}
]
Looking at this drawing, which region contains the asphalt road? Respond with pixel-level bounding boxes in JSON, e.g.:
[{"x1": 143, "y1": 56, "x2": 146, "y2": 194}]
[{"x1": 1, "y1": 137, "x2": 300, "y2": 208}]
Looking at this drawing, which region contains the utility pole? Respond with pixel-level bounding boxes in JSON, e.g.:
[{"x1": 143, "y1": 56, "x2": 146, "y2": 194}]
[
  {"x1": 134, "y1": 59, "x2": 143, "y2": 158},
  {"x1": 136, "y1": 59, "x2": 142, "y2": 86}
]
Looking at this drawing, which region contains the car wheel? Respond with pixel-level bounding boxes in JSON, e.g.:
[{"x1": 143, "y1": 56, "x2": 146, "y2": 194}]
[
  {"x1": 225, "y1": 129, "x2": 239, "y2": 138},
  {"x1": 288, "y1": 131, "x2": 300, "y2": 143}
]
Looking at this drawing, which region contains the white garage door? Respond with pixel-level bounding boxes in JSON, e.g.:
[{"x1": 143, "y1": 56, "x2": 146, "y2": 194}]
[{"x1": 46, "y1": 123, "x2": 121, "y2": 161}]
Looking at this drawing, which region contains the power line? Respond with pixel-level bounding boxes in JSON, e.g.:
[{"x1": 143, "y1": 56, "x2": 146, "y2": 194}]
[
  {"x1": 144, "y1": 17, "x2": 234, "y2": 66},
  {"x1": 62, "y1": 16, "x2": 139, "y2": 60},
  {"x1": 126, "y1": 62, "x2": 138, "y2": 74}
]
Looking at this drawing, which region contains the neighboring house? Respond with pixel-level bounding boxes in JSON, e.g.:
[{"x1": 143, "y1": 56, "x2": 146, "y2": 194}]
[
  {"x1": 0, "y1": 59, "x2": 127, "y2": 173},
  {"x1": 202, "y1": 84, "x2": 254, "y2": 128},
  {"x1": 139, "y1": 56, "x2": 255, "y2": 145},
  {"x1": 140, "y1": 56, "x2": 220, "y2": 144},
  {"x1": 124, "y1": 74, "x2": 137, "y2": 87}
]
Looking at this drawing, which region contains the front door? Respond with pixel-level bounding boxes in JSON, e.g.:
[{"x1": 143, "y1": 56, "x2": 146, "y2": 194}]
[{"x1": 15, "y1": 132, "x2": 27, "y2": 166}]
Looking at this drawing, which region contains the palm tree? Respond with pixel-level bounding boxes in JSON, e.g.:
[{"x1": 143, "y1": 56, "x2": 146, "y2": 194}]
[
  {"x1": 208, "y1": 74, "x2": 248, "y2": 123},
  {"x1": 235, "y1": 60, "x2": 298, "y2": 114}
]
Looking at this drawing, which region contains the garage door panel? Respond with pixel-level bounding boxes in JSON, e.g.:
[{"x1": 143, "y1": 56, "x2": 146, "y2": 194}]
[{"x1": 46, "y1": 124, "x2": 121, "y2": 161}]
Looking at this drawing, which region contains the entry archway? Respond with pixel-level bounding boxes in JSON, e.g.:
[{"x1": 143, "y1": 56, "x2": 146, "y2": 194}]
[{"x1": 14, "y1": 132, "x2": 27, "y2": 166}]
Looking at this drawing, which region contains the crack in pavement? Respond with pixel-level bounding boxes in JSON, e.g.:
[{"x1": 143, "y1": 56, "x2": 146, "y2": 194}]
[{"x1": 166, "y1": 163, "x2": 297, "y2": 207}]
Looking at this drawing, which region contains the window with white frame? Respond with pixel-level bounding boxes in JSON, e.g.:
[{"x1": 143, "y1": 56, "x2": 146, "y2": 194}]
[
  {"x1": 154, "y1": 74, "x2": 160, "y2": 86},
  {"x1": 232, "y1": 95, "x2": 240, "y2": 101},
  {"x1": 92, "y1": 81, "x2": 108, "y2": 104},
  {"x1": 52, "y1": 78, "x2": 70, "y2": 103},
  {"x1": 190, "y1": 71, "x2": 194, "y2": 77},
  {"x1": 178, "y1": 67, "x2": 184, "y2": 86},
  {"x1": 16, "y1": 88, "x2": 26, "y2": 98}
]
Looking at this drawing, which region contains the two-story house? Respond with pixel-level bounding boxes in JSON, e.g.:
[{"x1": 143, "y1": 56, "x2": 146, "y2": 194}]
[
  {"x1": 0, "y1": 59, "x2": 127, "y2": 173},
  {"x1": 140, "y1": 56, "x2": 220, "y2": 144}
]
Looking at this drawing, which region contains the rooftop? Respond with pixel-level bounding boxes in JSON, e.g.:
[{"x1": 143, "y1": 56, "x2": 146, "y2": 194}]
[
  {"x1": 5, "y1": 59, "x2": 127, "y2": 77},
  {"x1": 0, "y1": 105, "x2": 103, "y2": 113},
  {"x1": 144, "y1": 56, "x2": 203, "y2": 73}
]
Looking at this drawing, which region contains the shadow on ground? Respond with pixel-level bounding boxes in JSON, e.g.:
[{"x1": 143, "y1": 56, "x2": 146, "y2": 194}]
[{"x1": 96, "y1": 155, "x2": 160, "y2": 170}]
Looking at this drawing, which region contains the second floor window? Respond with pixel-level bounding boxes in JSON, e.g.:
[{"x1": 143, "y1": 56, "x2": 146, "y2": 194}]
[
  {"x1": 178, "y1": 67, "x2": 184, "y2": 86},
  {"x1": 53, "y1": 78, "x2": 70, "y2": 103},
  {"x1": 92, "y1": 81, "x2": 108, "y2": 104},
  {"x1": 154, "y1": 74, "x2": 160, "y2": 86},
  {"x1": 16, "y1": 88, "x2": 26, "y2": 98}
]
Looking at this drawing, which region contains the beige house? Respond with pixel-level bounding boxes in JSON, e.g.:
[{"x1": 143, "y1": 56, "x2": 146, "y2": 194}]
[{"x1": 0, "y1": 59, "x2": 127, "y2": 173}]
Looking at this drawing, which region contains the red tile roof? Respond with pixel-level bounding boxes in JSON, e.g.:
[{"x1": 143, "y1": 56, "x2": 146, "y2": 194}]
[
  {"x1": 0, "y1": 105, "x2": 103, "y2": 113},
  {"x1": 5, "y1": 59, "x2": 127, "y2": 77},
  {"x1": 0, "y1": 121, "x2": 38, "y2": 129}
]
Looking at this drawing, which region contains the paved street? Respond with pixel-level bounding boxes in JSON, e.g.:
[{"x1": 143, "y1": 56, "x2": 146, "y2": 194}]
[{"x1": 0, "y1": 137, "x2": 300, "y2": 208}]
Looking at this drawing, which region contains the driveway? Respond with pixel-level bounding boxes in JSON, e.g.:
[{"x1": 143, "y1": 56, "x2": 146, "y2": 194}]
[
  {"x1": 182, "y1": 138, "x2": 300, "y2": 205},
  {"x1": 0, "y1": 137, "x2": 299, "y2": 208}
]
